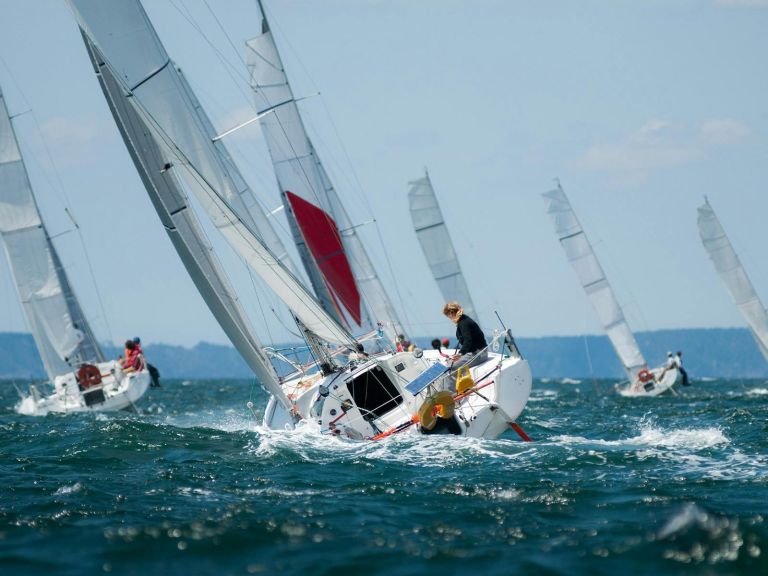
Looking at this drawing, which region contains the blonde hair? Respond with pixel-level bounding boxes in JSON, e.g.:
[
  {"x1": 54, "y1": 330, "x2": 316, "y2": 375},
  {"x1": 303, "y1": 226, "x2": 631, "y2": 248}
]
[{"x1": 442, "y1": 301, "x2": 463, "y2": 317}]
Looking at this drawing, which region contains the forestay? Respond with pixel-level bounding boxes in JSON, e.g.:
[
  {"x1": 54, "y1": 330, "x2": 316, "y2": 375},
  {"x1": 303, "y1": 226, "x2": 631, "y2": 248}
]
[
  {"x1": 543, "y1": 185, "x2": 646, "y2": 380},
  {"x1": 697, "y1": 199, "x2": 768, "y2": 361},
  {"x1": 245, "y1": 2, "x2": 406, "y2": 343},
  {"x1": 408, "y1": 171, "x2": 477, "y2": 320},
  {"x1": 68, "y1": 0, "x2": 356, "y2": 350},
  {"x1": 0, "y1": 87, "x2": 104, "y2": 380}
]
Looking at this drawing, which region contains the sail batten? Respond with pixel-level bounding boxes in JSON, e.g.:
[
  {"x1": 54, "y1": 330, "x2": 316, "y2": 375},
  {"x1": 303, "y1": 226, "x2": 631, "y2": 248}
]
[
  {"x1": 408, "y1": 173, "x2": 477, "y2": 321},
  {"x1": 697, "y1": 199, "x2": 768, "y2": 361},
  {"x1": 543, "y1": 185, "x2": 646, "y2": 380},
  {"x1": 0, "y1": 87, "x2": 104, "y2": 380}
]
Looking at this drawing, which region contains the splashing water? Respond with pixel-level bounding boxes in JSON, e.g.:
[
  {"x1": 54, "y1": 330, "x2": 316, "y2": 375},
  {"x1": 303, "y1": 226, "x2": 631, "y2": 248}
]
[{"x1": 0, "y1": 377, "x2": 766, "y2": 575}]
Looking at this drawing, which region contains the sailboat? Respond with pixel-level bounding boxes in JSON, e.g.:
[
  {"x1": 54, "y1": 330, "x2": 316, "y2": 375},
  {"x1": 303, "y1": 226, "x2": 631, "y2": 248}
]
[
  {"x1": 244, "y1": 0, "x2": 406, "y2": 348},
  {"x1": 68, "y1": 0, "x2": 531, "y2": 439},
  {"x1": 697, "y1": 198, "x2": 768, "y2": 362},
  {"x1": 0, "y1": 86, "x2": 150, "y2": 415},
  {"x1": 408, "y1": 170, "x2": 478, "y2": 321},
  {"x1": 543, "y1": 184, "x2": 680, "y2": 397}
]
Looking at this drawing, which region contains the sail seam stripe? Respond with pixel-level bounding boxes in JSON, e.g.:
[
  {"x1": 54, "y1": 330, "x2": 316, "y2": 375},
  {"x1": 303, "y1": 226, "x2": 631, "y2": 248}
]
[
  {"x1": 414, "y1": 222, "x2": 442, "y2": 233},
  {"x1": 582, "y1": 277, "x2": 606, "y2": 290},
  {"x1": 129, "y1": 59, "x2": 171, "y2": 93},
  {"x1": 434, "y1": 271, "x2": 462, "y2": 281},
  {"x1": 558, "y1": 230, "x2": 584, "y2": 242}
]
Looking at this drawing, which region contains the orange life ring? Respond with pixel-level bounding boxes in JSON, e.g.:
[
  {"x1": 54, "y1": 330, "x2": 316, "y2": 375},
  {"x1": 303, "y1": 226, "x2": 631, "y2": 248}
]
[
  {"x1": 637, "y1": 369, "x2": 653, "y2": 383},
  {"x1": 78, "y1": 364, "x2": 103, "y2": 389}
]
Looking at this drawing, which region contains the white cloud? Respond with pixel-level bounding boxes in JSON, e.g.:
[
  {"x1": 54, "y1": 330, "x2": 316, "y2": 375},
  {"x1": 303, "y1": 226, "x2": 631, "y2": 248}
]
[{"x1": 576, "y1": 118, "x2": 750, "y2": 185}]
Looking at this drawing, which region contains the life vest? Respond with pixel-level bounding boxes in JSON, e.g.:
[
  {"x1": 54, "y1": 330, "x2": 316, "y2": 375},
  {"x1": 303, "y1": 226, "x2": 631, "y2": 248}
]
[
  {"x1": 637, "y1": 369, "x2": 654, "y2": 383},
  {"x1": 78, "y1": 364, "x2": 102, "y2": 389}
]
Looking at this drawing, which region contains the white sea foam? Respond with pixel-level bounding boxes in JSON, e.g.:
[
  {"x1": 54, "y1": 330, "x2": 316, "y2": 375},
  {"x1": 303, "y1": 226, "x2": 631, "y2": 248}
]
[
  {"x1": 248, "y1": 421, "x2": 533, "y2": 468},
  {"x1": 746, "y1": 387, "x2": 768, "y2": 396},
  {"x1": 54, "y1": 483, "x2": 82, "y2": 496},
  {"x1": 162, "y1": 408, "x2": 255, "y2": 433},
  {"x1": 551, "y1": 422, "x2": 729, "y2": 451}
]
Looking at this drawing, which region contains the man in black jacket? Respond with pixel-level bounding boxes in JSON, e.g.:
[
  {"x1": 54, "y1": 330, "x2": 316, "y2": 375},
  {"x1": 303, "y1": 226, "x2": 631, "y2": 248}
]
[{"x1": 442, "y1": 301, "x2": 488, "y2": 368}]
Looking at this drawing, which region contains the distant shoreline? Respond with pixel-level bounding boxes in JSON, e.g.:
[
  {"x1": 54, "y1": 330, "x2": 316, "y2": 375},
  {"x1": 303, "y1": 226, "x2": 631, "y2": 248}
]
[{"x1": 1, "y1": 327, "x2": 765, "y2": 379}]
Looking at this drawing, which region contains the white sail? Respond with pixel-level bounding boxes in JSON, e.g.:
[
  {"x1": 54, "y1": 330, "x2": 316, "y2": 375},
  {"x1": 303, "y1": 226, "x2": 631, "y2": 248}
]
[
  {"x1": 245, "y1": 4, "x2": 406, "y2": 343},
  {"x1": 408, "y1": 172, "x2": 477, "y2": 320},
  {"x1": 68, "y1": 0, "x2": 356, "y2": 350},
  {"x1": 697, "y1": 198, "x2": 768, "y2": 361},
  {"x1": 543, "y1": 185, "x2": 646, "y2": 380},
  {"x1": 0, "y1": 87, "x2": 104, "y2": 380},
  {"x1": 78, "y1": 32, "x2": 292, "y2": 408}
]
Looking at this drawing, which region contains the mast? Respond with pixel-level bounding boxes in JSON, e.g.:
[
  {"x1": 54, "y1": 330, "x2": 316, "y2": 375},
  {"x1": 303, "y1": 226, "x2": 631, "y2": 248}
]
[
  {"x1": 542, "y1": 183, "x2": 646, "y2": 381},
  {"x1": 0, "y1": 86, "x2": 104, "y2": 380},
  {"x1": 245, "y1": 2, "x2": 406, "y2": 344},
  {"x1": 408, "y1": 169, "x2": 478, "y2": 320},
  {"x1": 68, "y1": 0, "x2": 357, "y2": 352},
  {"x1": 697, "y1": 198, "x2": 768, "y2": 361}
]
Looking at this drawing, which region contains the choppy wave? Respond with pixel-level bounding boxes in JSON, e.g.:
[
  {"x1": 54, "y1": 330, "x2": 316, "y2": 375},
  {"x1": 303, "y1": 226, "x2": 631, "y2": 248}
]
[{"x1": 1, "y1": 378, "x2": 766, "y2": 575}]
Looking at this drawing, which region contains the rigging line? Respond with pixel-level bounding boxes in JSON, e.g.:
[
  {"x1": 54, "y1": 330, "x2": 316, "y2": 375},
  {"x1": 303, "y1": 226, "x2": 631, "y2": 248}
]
[
  {"x1": 133, "y1": 101, "x2": 352, "y2": 345},
  {"x1": 166, "y1": 4, "x2": 333, "y2": 301},
  {"x1": 241, "y1": 14, "x2": 350, "y2": 239},
  {"x1": 169, "y1": 0, "x2": 255, "y2": 107},
  {"x1": 202, "y1": 0, "x2": 249, "y2": 70},
  {"x1": 89, "y1": 33, "x2": 350, "y2": 345}
]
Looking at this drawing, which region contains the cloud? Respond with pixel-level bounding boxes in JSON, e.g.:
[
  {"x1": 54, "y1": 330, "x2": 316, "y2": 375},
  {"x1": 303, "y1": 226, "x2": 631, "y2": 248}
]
[
  {"x1": 31, "y1": 114, "x2": 115, "y2": 169},
  {"x1": 576, "y1": 118, "x2": 751, "y2": 185}
]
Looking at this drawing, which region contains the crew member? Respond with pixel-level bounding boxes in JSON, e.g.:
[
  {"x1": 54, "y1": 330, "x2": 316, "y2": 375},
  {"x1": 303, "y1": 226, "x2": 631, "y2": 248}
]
[{"x1": 442, "y1": 301, "x2": 488, "y2": 368}]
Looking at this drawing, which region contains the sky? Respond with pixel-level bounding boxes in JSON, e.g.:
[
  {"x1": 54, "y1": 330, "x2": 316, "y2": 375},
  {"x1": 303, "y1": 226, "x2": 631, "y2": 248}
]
[{"x1": 0, "y1": 0, "x2": 767, "y2": 350}]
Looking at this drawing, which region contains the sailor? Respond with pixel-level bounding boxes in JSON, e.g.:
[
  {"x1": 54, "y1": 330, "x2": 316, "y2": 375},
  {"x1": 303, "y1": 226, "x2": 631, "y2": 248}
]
[
  {"x1": 675, "y1": 351, "x2": 690, "y2": 386},
  {"x1": 133, "y1": 336, "x2": 161, "y2": 387},
  {"x1": 442, "y1": 301, "x2": 488, "y2": 368},
  {"x1": 121, "y1": 340, "x2": 143, "y2": 372},
  {"x1": 658, "y1": 352, "x2": 675, "y2": 381}
]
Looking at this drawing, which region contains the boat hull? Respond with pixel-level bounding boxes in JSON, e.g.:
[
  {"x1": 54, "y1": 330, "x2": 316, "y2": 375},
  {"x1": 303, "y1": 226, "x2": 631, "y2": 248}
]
[
  {"x1": 615, "y1": 366, "x2": 681, "y2": 397},
  {"x1": 264, "y1": 349, "x2": 532, "y2": 440},
  {"x1": 15, "y1": 361, "x2": 151, "y2": 416}
]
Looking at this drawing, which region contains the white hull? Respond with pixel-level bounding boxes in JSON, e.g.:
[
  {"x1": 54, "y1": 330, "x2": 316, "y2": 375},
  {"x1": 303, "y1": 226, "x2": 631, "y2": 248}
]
[
  {"x1": 615, "y1": 366, "x2": 681, "y2": 397},
  {"x1": 264, "y1": 347, "x2": 532, "y2": 441},
  {"x1": 16, "y1": 360, "x2": 151, "y2": 416}
]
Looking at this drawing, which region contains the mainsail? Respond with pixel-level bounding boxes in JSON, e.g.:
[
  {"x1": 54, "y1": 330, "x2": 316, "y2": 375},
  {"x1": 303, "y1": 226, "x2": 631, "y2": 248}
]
[
  {"x1": 245, "y1": 2, "x2": 406, "y2": 342},
  {"x1": 0, "y1": 86, "x2": 104, "y2": 379},
  {"x1": 697, "y1": 198, "x2": 768, "y2": 361},
  {"x1": 543, "y1": 185, "x2": 646, "y2": 380},
  {"x1": 408, "y1": 171, "x2": 477, "y2": 320},
  {"x1": 68, "y1": 0, "x2": 356, "y2": 351}
]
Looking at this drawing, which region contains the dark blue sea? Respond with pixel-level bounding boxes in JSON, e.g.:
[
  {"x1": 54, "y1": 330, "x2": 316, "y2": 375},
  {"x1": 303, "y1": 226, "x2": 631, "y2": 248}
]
[{"x1": 0, "y1": 377, "x2": 766, "y2": 575}]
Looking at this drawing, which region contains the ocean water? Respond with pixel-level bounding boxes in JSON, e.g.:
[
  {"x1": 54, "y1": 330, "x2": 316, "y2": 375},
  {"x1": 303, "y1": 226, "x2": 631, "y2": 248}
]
[{"x1": 0, "y1": 378, "x2": 766, "y2": 575}]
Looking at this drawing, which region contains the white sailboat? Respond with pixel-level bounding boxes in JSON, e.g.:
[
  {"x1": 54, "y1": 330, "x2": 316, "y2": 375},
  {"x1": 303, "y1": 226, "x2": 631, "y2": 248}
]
[
  {"x1": 245, "y1": 1, "x2": 406, "y2": 347},
  {"x1": 408, "y1": 170, "x2": 478, "y2": 321},
  {"x1": 69, "y1": 0, "x2": 531, "y2": 439},
  {"x1": 0, "y1": 87, "x2": 150, "y2": 415},
  {"x1": 697, "y1": 198, "x2": 768, "y2": 362},
  {"x1": 543, "y1": 184, "x2": 680, "y2": 396}
]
